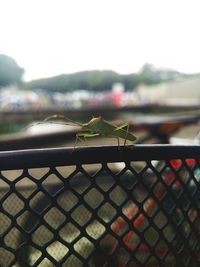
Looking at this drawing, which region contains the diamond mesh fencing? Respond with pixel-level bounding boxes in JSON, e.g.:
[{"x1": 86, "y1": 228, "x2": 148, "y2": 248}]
[{"x1": 0, "y1": 145, "x2": 200, "y2": 267}]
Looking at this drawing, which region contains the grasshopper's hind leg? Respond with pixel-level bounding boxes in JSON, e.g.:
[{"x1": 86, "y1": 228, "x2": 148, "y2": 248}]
[
  {"x1": 124, "y1": 124, "x2": 130, "y2": 146},
  {"x1": 114, "y1": 122, "x2": 130, "y2": 146},
  {"x1": 117, "y1": 137, "x2": 120, "y2": 150}
]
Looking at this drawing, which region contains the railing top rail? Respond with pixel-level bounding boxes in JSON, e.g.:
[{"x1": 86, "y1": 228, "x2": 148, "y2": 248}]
[{"x1": 0, "y1": 144, "x2": 200, "y2": 170}]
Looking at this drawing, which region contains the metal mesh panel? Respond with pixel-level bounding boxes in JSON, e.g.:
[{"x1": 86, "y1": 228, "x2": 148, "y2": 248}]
[{"x1": 0, "y1": 145, "x2": 200, "y2": 267}]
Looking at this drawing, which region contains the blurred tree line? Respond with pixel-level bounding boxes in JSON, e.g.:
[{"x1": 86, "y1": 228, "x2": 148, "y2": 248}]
[
  {"x1": 26, "y1": 64, "x2": 181, "y2": 91},
  {"x1": 0, "y1": 54, "x2": 184, "y2": 91},
  {"x1": 0, "y1": 54, "x2": 24, "y2": 87}
]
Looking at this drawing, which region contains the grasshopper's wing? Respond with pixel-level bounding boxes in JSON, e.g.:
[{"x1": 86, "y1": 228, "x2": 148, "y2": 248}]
[{"x1": 86, "y1": 117, "x2": 136, "y2": 142}]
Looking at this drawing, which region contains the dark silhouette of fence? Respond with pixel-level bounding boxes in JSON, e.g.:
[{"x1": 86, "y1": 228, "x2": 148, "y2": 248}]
[{"x1": 0, "y1": 145, "x2": 200, "y2": 266}]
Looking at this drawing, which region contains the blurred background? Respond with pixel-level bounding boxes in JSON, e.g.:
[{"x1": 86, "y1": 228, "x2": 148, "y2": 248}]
[
  {"x1": 2, "y1": 2, "x2": 200, "y2": 266},
  {"x1": 0, "y1": 0, "x2": 200, "y2": 147}
]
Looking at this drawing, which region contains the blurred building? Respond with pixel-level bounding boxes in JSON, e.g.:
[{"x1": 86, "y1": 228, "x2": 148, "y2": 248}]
[{"x1": 135, "y1": 77, "x2": 200, "y2": 106}]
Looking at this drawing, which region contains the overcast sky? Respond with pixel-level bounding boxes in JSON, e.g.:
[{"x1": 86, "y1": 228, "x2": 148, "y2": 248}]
[{"x1": 0, "y1": 0, "x2": 200, "y2": 81}]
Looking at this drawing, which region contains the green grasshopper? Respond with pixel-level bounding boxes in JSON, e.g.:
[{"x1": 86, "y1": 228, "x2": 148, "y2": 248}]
[{"x1": 44, "y1": 115, "x2": 136, "y2": 147}]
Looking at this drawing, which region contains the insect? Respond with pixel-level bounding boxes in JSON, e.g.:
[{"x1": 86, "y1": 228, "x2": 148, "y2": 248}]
[{"x1": 44, "y1": 115, "x2": 136, "y2": 147}]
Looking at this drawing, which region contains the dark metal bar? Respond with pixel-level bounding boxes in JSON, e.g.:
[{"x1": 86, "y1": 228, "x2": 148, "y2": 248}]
[
  {"x1": 0, "y1": 144, "x2": 200, "y2": 170},
  {"x1": 1, "y1": 104, "x2": 200, "y2": 122}
]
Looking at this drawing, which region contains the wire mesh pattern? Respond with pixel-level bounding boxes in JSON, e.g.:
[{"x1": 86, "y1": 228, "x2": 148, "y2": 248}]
[{"x1": 0, "y1": 145, "x2": 200, "y2": 267}]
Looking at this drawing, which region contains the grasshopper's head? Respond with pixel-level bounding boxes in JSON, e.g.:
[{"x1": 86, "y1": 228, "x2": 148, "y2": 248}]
[
  {"x1": 90, "y1": 116, "x2": 102, "y2": 123},
  {"x1": 83, "y1": 116, "x2": 103, "y2": 131}
]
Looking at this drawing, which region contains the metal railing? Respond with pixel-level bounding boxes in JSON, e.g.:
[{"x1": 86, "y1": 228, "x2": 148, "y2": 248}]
[{"x1": 0, "y1": 145, "x2": 200, "y2": 267}]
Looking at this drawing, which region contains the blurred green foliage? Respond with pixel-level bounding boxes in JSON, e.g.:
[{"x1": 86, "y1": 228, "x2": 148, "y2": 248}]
[{"x1": 0, "y1": 54, "x2": 24, "y2": 87}]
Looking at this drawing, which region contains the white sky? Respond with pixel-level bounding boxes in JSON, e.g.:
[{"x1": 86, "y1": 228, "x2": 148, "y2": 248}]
[{"x1": 0, "y1": 0, "x2": 200, "y2": 81}]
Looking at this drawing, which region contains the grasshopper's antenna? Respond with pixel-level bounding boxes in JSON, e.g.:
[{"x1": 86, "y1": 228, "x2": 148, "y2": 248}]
[
  {"x1": 44, "y1": 115, "x2": 82, "y2": 127},
  {"x1": 22, "y1": 115, "x2": 82, "y2": 133}
]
